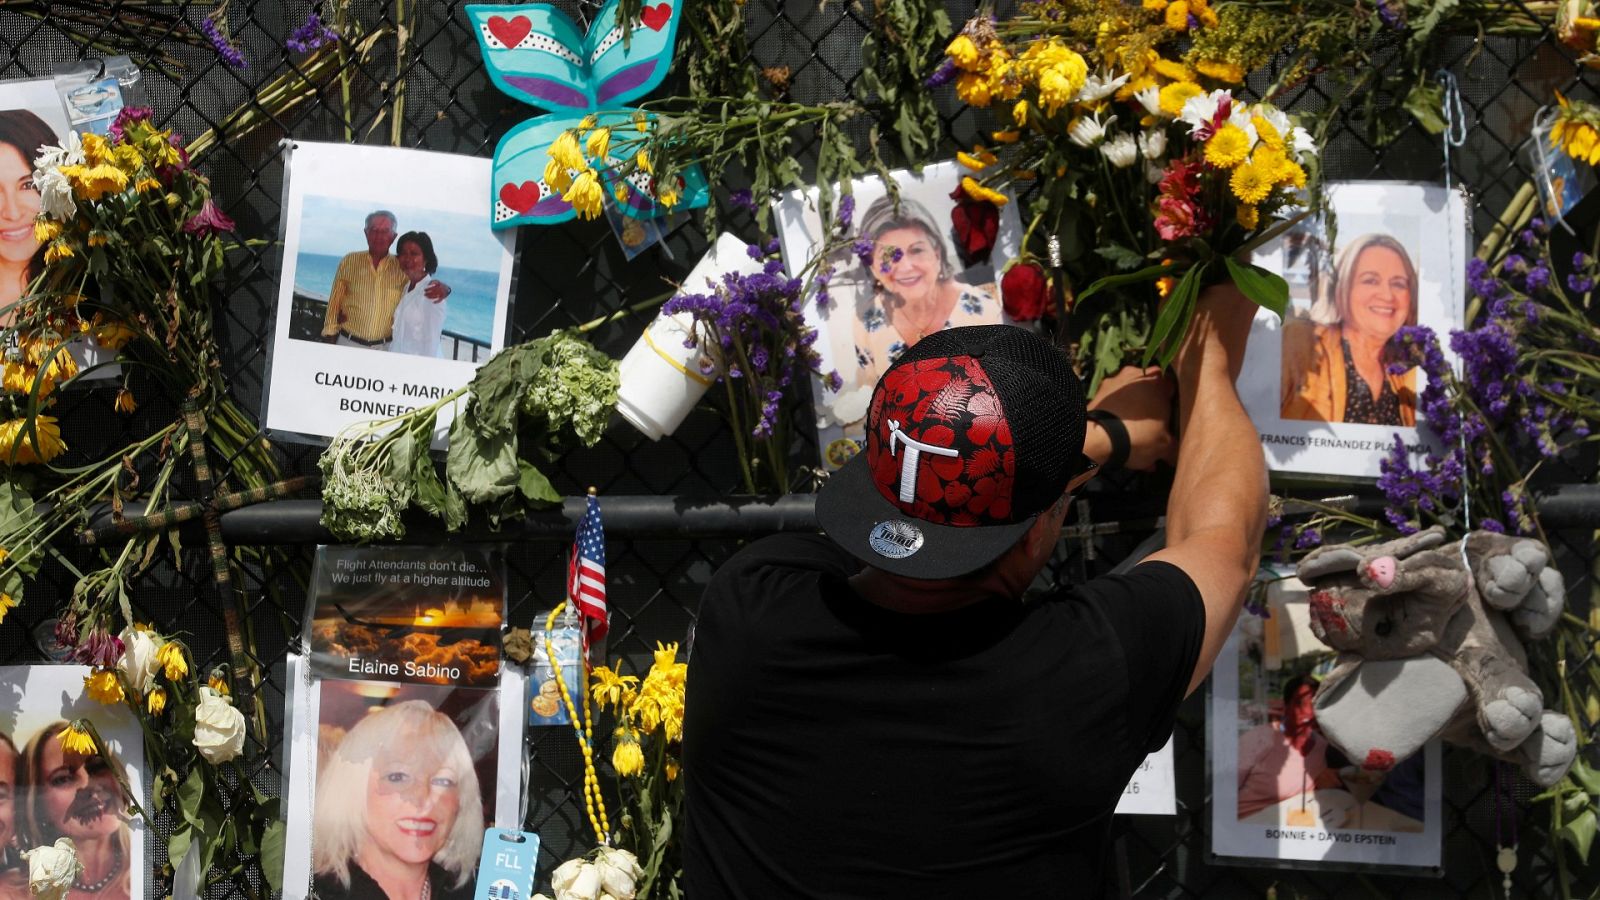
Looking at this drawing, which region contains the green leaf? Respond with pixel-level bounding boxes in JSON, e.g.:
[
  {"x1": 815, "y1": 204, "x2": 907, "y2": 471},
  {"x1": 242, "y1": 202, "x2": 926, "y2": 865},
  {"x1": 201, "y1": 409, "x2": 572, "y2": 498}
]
[
  {"x1": 177, "y1": 766, "x2": 206, "y2": 828},
  {"x1": 1143, "y1": 262, "x2": 1206, "y2": 368},
  {"x1": 1094, "y1": 244, "x2": 1147, "y2": 272},
  {"x1": 167, "y1": 825, "x2": 193, "y2": 877},
  {"x1": 1224, "y1": 256, "x2": 1289, "y2": 318},
  {"x1": 517, "y1": 459, "x2": 561, "y2": 504},
  {"x1": 1569, "y1": 757, "x2": 1600, "y2": 796},
  {"x1": 1402, "y1": 81, "x2": 1447, "y2": 135},
  {"x1": 1559, "y1": 808, "x2": 1597, "y2": 864},
  {"x1": 445, "y1": 415, "x2": 518, "y2": 506},
  {"x1": 261, "y1": 820, "x2": 286, "y2": 892},
  {"x1": 1077, "y1": 261, "x2": 1182, "y2": 306}
]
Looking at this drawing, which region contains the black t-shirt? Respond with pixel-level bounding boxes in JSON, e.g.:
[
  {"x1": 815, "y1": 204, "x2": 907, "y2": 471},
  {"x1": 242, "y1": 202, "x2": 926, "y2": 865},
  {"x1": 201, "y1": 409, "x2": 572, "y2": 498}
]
[{"x1": 681, "y1": 533, "x2": 1205, "y2": 900}]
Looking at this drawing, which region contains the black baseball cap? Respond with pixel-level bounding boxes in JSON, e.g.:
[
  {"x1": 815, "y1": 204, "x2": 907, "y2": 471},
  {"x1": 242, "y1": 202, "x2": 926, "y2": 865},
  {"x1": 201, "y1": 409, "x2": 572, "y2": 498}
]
[{"x1": 815, "y1": 325, "x2": 1093, "y2": 580}]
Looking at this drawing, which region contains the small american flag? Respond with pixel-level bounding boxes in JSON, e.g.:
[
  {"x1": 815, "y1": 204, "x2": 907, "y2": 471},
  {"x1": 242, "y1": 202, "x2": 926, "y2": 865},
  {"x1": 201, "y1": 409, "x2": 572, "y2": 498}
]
[{"x1": 568, "y1": 492, "x2": 609, "y2": 646}]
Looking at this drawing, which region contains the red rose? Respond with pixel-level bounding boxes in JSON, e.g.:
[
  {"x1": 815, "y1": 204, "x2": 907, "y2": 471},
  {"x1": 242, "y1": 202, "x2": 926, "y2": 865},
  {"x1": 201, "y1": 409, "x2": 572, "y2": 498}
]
[
  {"x1": 1001, "y1": 262, "x2": 1051, "y2": 322},
  {"x1": 949, "y1": 185, "x2": 999, "y2": 266}
]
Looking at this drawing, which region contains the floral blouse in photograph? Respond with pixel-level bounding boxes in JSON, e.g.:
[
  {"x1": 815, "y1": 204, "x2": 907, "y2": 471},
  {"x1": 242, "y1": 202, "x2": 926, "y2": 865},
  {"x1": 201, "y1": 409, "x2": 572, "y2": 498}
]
[{"x1": 848, "y1": 286, "x2": 995, "y2": 398}]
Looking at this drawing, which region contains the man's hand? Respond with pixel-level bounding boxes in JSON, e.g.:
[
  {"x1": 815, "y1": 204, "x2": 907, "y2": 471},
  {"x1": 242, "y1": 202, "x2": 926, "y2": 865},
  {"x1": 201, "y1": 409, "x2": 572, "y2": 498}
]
[
  {"x1": 424, "y1": 280, "x2": 452, "y2": 303},
  {"x1": 1086, "y1": 365, "x2": 1176, "y2": 470}
]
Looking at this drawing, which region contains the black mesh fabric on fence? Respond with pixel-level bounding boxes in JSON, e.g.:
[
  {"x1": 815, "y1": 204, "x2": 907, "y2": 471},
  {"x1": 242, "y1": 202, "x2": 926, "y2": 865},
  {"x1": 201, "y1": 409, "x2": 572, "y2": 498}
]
[{"x1": 0, "y1": 1, "x2": 1595, "y2": 898}]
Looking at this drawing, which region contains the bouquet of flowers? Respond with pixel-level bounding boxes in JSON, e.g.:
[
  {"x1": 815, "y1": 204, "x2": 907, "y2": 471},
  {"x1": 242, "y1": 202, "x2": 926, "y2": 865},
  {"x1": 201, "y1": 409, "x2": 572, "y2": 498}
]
[
  {"x1": 659, "y1": 237, "x2": 842, "y2": 495},
  {"x1": 939, "y1": 6, "x2": 1317, "y2": 377}
]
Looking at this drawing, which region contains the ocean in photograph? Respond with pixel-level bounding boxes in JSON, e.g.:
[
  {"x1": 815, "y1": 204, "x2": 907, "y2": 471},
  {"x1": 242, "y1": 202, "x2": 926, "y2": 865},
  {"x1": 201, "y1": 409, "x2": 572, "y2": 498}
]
[{"x1": 293, "y1": 252, "x2": 502, "y2": 344}]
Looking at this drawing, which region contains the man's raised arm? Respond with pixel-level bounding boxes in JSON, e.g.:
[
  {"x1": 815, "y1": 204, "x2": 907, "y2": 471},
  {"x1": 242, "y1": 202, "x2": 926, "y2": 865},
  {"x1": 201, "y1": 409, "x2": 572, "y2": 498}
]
[{"x1": 1146, "y1": 280, "x2": 1269, "y2": 695}]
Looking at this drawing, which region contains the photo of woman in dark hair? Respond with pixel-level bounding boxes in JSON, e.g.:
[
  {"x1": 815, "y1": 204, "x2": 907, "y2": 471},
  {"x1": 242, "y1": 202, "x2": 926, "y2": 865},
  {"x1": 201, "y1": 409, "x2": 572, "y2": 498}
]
[{"x1": 0, "y1": 109, "x2": 57, "y2": 325}]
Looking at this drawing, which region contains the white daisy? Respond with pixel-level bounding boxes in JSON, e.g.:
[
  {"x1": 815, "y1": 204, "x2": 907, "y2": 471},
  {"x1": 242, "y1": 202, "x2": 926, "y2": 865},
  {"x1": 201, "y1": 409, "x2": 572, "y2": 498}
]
[{"x1": 1101, "y1": 133, "x2": 1139, "y2": 168}]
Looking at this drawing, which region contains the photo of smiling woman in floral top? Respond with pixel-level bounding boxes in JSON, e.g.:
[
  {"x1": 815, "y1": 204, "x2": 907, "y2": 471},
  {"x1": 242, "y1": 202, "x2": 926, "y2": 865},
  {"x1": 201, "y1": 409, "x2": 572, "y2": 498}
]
[{"x1": 849, "y1": 195, "x2": 998, "y2": 395}]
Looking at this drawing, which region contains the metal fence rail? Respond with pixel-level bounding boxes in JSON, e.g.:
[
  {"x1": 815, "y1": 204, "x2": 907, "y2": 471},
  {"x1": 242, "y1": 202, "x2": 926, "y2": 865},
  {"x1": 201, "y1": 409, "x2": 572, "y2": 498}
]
[{"x1": 0, "y1": 1, "x2": 1595, "y2": 897}]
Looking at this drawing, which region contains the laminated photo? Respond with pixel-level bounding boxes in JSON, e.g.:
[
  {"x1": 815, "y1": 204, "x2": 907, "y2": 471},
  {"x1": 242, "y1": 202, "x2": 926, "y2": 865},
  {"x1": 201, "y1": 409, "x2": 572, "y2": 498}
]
[
  {"x1": 0, "y1": 77, "x2": 116, "y2": 378},
  {"x1": 774, "y1": 160, "x2": 1024, "y2": 471},
  {"x1": 1235, "y1": 182, "x2": 1467, "y2": 481},
  {"x1": 305, "y1": 546, "x2": 507, "y2": 689},
  {"x1": 264, "y1": 141, "x2": 516, "y2": 445},
  {"x1": 0, "y1": 664, "x2": 147, "y2": 900},
  {"x1": 1209, "y1": 574, "x2": 1443, "y2": 870},
  {"x1": 280, "y1": 662, "x2": 527, "y2": 900}
]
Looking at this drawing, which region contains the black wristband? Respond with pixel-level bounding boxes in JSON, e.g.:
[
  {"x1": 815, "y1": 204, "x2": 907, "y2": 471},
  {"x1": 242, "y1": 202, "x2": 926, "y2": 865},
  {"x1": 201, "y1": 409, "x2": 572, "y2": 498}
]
[{"x1": 1087, "y1": 409, "x2": 1130, "y2": 472}]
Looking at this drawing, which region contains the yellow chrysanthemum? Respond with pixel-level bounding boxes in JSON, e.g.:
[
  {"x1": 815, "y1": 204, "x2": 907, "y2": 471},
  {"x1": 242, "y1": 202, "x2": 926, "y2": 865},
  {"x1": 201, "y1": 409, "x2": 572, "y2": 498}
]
[
  {"x1": 1236, "y1": 204, "x2": 1260, "y2": 230},
  {"x1": 1151, "y1": 57, "x2": 1194, "y2": 83},
  {"x1": 1230, "y1": 159, "x2": 1275, "y2": 204},
  {"x1": 59, "y1": 722, "x2": 96, "y2": 756},
  {"x1": 1012, "y1": 99, "x2": 1030, "y2": 127},
  {"x1": 652, "y1": 642, "x2": 680, "y2": 670},
  {"x1": 1165, "y1": 1, "x2": 1191, "y2": 30},
  {"x1": 0, "y1": 415, "x2": 65, "y2": 465},
  {"x1": 946, "y1": 35, "x2": 980, "y2": 70},
  {"x1": 80, "y1": 133, "x2": 111, "y2": 165},
  {"x1": 960, "y1": 176, "x2": 1010, "y2": 206},
  {"x1": 1117, "y1": 74, "x2": 1158, "y2": 103},
  {"x1": 1196, "y1": 59, "x2": 1245, "y2": 84},
  {"x1": 87, "y1": 232, "x2": 108, "y2": 248},
  {"x1": 1142, "y1": 0, "x2": 1168, "y2": 9},
  {"x1": 955, "y1": 72, "x2": 993, "y2": 107},
  {"x1": 112, "y1": 144, "x2": 144, "y2": 174},
  {"x1": 44, "y1": 240, "x2": 74, "y2": 264},
  {"x1": 590, "y1": 665, "x2": 640, "y2": 710},
  {"x1": 1192, "y1": 0, "x2": 1220, "y2": 27},
  {"x1": 75, "y1": 164, "x2": 129, "y2": 201},
  {"x1": 134, "y1": 177, "x2": 161, "y2": 194},
  {"x1": 658, "y1": 184, "x2": 680, "y2": 208},
  {"x1": 147, "y1": 687, "x2": 167, "y2": 716},
  {"x1": 1551, "y1": 92, "x2": 1600, "y2": 166},
  {"x1": 612, "y1": 730, "x2": 644, "y2": 777},
  {"x1": 632, "y1": 111, "x2": 649, "y2": 134},
  {"x1": 543, "y1": 157, "x2": 573, "y2": 194},
  {"x1": 991, "y1": 129, "x2": 1021, "y2": 144},
  {"x1": 986, "y1": 58, "x2": 1021, "y2": 103},
  {"x1": 1158, "y1": 81, "x2": 1204, "y2": 117},
  {"x1": 157, "y1": 641, "x2": 188, "y2": 681},
  {"x1": 585, "y1": 127, "x2": 612, "y2": 160},
  {"x1": 548, "y1": 130, "x2": 585, "y2": 171},
  {"x1": 1038, "y1": 66, "x2": 1084, "y2": 116},
  {"x1": 0, "y1": 593, "x2": 14, "y2": 624},
  {"x1": 665, "y1": 760, "x2": 680, "y2": 782},
  {"x1": 957, "y1": 147, "x2": 998, "y2": 171},
  {"x1": 563, "y1": 169, "x2": 603, "y2": 220},
  {"x1": 1204, "y1": 124, "x2": 1253, "y2": 168},
  {"x1": 1252, "y1": 114, "x2": 1285, "y2": 150},
  {"x1": 114, "y1": 389, "x2": 136, "y2": 414},
  {"x1": 93, "y1": 319, "x2": 139, "y2": 351},
  {"x1": 208, "y1": 673, "x2": 230, "y2": 695},
  {"x1": 635, "y1": 151, "x2": 652, "y2": 175},
  {"x1": 2, "y1": 362, "x2": 35, "y2": 397},
  {"x1": 84, "y1": 669, "x2": 124, "y2": 705},
  {"x1": 33, "y1": 219, "x2": 60, "y2": 242},
  {"x1": 578, "y1": 113, "x2": 598, "y2": 132}
]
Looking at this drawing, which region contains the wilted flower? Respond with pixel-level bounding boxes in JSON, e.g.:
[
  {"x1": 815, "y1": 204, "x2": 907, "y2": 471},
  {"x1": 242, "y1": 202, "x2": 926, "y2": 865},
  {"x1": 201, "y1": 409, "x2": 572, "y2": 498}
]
[
  {"x1": 182, "y1": 197, "x2": 237, "y2": 236},
  {"x1": 23, "y1": 838, "x2": 82, "y2": 900}
]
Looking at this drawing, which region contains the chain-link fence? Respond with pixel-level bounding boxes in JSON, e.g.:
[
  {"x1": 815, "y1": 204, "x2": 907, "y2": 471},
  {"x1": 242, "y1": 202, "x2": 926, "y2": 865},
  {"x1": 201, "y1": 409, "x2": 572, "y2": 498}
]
[{"x1": 0, "y1": 1, "x2": 1595, "y2": 897}]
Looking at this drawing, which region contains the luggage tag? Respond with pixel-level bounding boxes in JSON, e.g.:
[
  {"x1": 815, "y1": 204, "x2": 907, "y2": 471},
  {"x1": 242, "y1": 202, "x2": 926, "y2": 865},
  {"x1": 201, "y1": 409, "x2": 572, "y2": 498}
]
[
  {"x1": 529, "y1": 610, "x2": 582, "y2": 726},
  {"x1": 473, "y1": 828, "x2": 540, "y2": 900},
  {"x1": 1528, "y1": 107, "x2": 1595, "y2": 234},
  {"x1": 603, "y1": 195, "x2": 667, "y2": 261}
]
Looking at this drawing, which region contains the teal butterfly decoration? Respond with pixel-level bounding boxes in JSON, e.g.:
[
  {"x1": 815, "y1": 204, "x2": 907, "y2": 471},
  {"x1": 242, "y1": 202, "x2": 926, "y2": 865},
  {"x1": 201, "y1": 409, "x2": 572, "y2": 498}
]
[{"x1": 468, "y1": 0, "x2": 710, "y2": 228}]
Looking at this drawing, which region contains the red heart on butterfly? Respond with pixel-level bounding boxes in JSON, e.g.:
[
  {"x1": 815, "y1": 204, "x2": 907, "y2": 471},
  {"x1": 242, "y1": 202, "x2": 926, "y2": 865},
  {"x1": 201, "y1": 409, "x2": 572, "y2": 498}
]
[
  {"x1": 487, "y1": 15, "x2": 532, "y2": 48},
  {"x1": 499, "y1": 181, "x2": 542, "y2": 213},
  {"x1": 640, "y1": 3, "x2": 673, "y2": 31}
]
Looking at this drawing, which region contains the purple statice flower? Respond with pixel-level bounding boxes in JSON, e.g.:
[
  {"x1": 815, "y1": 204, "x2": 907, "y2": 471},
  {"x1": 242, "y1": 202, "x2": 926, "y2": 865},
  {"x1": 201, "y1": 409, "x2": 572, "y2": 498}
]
[
  {"x1": 878, "y1": 246, "x2": 904, "y2": 273},
  {"x1": 852, "y1": 238, "x2": 876, "y2": 269},
  {"x1": 202, "y1": 15, "x2": 248, "y2": 68},
  {"x1": 925, "y1": 58, "x2": 957, "y2": 88},
  {"x1": 814, "y1": 263, "x2": 834, "y2": 311},
  {"x1": 73, "y1": 629, "x2": 124, "y2": 668},
  {"x1": 824, "y1": 370, "x2": 843, "y2": 392},
  {"x1": 1187, "y1": 13, "x2": 1200, "y2": 29},
  {"x1": 1466, "y1": 257, "x2": 1505, "y2": 302},
  {"x1": 1243, "y1": 590, "x2": 1269, "y2": 619},
  {"x1": 287, "y1": 11, "x2": 339, "y2": 53},
  {"x1": 1568, "y1": 272, "x2": 1595, "y2": 293},
  {"x1": 836, "y1": 195, "x2": 855, "y2": 232},
  {"x1": 1376, "y1": 0, "x2": 1406, "y2": 29},
  {"x1": 729, "y1": 189, "x2": 757, "y2": 215},
  {"x1": 1294, "y1": 528, "x2": 1323, "y2": 550},
  {"x1": 1525, "y1": 263, "x2": 1551, "y2": 292}
]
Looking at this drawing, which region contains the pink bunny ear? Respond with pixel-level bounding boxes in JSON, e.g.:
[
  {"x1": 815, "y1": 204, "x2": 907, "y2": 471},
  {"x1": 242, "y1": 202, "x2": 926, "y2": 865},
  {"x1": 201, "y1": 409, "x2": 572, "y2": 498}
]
[{"x1": 1366, "y1": 555, "x2": 1397, "y2": 589}]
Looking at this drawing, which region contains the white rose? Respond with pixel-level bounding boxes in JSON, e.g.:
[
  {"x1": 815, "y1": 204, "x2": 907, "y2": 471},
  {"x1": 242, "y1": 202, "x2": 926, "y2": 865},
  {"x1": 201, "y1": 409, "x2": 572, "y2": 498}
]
[
  {"x1": 193, "y1": 687, "x2": 245, "y2": 764},
  {"x1": 23, "y1": 837, "x2": 82, "y2": 900},
  {"x1": 593, "y1": 848, "x2": 642, "y2": 899},
  {"x1": 553, "y1": 861, "x2": 601, "y2": 900},
  {"x1": 117, "y1": 627, "x2": 163, "y2": 695},
  {"x1": 550, "y1": 858, "x2": 585, "y2": 894}
]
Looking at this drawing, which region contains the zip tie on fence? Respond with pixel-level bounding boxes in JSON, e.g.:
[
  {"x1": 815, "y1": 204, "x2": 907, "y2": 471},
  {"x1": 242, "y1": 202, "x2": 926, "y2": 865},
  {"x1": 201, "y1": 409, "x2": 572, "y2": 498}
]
[{"x1": 1437, "y1": 70, "x2": 1469, "y2": 190}]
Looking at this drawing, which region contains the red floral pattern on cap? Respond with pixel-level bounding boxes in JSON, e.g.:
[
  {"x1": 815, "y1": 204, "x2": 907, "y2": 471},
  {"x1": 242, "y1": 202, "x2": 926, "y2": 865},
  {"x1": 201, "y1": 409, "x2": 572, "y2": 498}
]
[{"x1": 867, "y1": 355, "x2": 1018, "y2": 525}]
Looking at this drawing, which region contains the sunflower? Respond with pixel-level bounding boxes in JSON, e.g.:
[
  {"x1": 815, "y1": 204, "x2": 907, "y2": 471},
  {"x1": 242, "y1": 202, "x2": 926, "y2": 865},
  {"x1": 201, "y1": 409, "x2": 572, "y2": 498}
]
[{"x1": 1551, "y1": 92, "x2": 1600, "y2": 166}]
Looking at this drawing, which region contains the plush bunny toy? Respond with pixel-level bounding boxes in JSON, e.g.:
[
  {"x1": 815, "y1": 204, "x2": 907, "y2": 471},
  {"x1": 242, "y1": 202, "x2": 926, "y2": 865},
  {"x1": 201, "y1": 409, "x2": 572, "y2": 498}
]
[{"x1": 1294, "y1": 526, "x2": 1577, "y2": 787}]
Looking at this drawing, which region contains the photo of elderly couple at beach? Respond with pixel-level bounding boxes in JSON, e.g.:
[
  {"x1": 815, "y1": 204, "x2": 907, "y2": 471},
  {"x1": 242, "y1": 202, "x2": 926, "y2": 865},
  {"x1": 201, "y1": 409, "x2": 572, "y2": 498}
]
[{"x1": 287, "y1": 197, "x2": 507, "y2": 362}]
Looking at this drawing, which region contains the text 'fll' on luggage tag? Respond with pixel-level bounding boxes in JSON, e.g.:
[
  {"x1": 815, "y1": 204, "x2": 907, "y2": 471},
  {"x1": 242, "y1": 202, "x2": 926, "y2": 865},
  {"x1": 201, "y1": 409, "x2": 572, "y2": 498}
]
[{"x1": 474, "y1": 828, "x2": 541, "y2": 900}]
